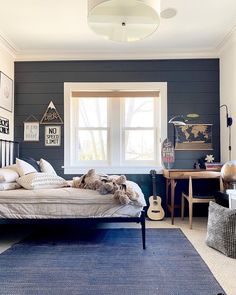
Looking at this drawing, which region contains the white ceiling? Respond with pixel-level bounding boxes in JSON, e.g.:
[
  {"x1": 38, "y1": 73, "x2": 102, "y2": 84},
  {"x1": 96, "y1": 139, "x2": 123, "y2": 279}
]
[{"x1": 0, "y1": 0, "x2": 236, "y2": 60}]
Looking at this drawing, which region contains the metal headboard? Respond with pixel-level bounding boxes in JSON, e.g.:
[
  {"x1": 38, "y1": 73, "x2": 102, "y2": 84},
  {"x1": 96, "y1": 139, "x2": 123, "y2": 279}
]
[{"x1": 0, "y1": 139, "x2": 19, "y2": 168}]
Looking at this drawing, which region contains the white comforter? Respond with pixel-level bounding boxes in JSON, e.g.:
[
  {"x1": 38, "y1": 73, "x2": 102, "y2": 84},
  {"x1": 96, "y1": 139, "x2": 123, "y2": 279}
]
[{"x1": 0, "y1": 181, "x2": 146, "y2": 219}]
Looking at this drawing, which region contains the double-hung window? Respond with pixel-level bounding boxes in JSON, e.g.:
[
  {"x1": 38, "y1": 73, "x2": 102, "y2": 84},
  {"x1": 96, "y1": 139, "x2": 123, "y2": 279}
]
[{"x1": 64, "y1": 82, "x2": 167, "y2": 174}]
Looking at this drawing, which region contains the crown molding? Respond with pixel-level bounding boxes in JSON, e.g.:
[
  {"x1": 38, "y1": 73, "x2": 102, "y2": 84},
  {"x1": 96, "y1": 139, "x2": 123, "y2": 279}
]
[
  {"x1": 217, "y1": 24, "x2": 236, "y2": 56},
  {"x1": 0, "y1": 32, "x2": 17, "y2": 58},
  {"x1": 14, "y1": 49, "x2": 218, "y2": 61}
]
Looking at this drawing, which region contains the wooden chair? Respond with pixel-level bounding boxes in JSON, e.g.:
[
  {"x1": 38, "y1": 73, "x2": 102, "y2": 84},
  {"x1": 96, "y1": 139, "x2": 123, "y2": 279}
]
[{"x1": 181, "y1": 171, "x2": 224, "y2": 229}]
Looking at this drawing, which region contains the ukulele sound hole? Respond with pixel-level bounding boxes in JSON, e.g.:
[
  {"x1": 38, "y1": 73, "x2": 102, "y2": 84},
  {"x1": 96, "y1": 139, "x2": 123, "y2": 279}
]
[{"x1": 153, "y1": 201, "x2": 158, "y2": 205}]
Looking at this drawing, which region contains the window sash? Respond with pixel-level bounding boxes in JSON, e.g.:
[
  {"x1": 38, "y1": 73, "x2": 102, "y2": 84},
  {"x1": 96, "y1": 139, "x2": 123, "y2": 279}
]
[
  {"x1": 72, "y1": 96, "x2": 159, "y2": 167},
  {"x1": 64, "y1": 82, "x2": 167, "y2": 174},
  {"x1": 120, "y1": 96, "x2": 159, "y2": 166}
]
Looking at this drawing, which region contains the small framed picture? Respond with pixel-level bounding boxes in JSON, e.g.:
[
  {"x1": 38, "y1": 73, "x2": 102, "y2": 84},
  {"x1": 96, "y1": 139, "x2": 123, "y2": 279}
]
[
  {"x1": 0, "y1": 72, "x2": 13, "y2": 112},
  {"x1": 45, "y1": 125, "x2": 61, "y2": 146},
  {"x1": 24, "y1": 122, "x2": 39, "y2": 141},
  {"x1": 0, "y1": 116, "x2": 10, "y2": 134}
]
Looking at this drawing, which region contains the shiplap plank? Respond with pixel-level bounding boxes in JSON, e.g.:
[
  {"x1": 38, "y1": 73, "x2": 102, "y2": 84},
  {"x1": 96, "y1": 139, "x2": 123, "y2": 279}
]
[
  {"x1": 15, "y1": 70, "x2": 219, "y2": 83},
  {"x1": 15, "y1": 59, "x2": 219, "y2": 72}
]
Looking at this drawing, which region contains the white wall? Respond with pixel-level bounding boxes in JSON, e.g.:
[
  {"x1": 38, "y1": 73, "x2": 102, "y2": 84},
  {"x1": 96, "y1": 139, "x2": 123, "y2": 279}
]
[
  {"x1": 220, "y1": 29, "x2": 236, "y2": 162},
  {"x1": 0, "y1": 42, "x2": 15, "y2": 141}
]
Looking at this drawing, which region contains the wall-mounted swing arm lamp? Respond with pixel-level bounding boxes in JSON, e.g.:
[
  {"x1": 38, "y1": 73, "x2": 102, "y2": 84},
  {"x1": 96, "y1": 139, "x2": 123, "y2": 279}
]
[
  {"x1": 168, "y1": 115, "x2": 186, "y2": 125},
  {"x1": 220, "y1": 104, "x2": 233, "y2": 161},
  {"x1": 220, "y1": 104, "x2": 233, "y2": 127},
  {"x1": 168, "y1": 113, "x2": 200, "y2": 126}
]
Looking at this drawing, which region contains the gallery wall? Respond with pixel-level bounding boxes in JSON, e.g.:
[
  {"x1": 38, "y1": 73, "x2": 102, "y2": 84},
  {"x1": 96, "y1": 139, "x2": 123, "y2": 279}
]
[
  {"x1": 0, "y1": 43, "x2": 14, "y2": 141},
  {"x1": 14, "y1": 59, "x2": 220, "y2": 211}
]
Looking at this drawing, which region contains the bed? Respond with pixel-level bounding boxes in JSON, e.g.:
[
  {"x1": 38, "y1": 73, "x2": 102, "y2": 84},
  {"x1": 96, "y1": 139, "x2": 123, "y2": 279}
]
[{"x1": 0, "y1": 139, "x2": 147, "y2": 249}]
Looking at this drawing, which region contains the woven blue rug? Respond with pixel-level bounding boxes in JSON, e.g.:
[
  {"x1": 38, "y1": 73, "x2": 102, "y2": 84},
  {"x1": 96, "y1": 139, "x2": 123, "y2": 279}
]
[{"x1": 0, "y1": 228, "x2": 225, "y2": 295}]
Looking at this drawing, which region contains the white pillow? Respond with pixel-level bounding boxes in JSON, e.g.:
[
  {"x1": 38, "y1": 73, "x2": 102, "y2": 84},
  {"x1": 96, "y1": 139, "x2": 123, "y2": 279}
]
[
  {"x1": 17, "y1": 173, "x2": 67, "y2": 190},
  {"x1": 0, "y1": 167, "x2": 19, "y2": 183},
  {"x1": 0, "y1": 182, "x2": 21, "y2": 191},
  {"x1": 39, "y1": 158, "x2": 57, "y2": 175},
  {"x1": 16, "y1": 158, "x2": 37, "y2": 177}
]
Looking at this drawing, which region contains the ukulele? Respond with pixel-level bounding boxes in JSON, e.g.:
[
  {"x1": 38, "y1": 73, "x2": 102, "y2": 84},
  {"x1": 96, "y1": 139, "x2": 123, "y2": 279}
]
[{"x1": 147, "y1": 169, "x2": 165, "y2": 221}]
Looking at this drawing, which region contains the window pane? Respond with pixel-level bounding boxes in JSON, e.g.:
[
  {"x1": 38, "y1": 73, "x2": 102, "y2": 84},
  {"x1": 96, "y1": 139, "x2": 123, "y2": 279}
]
[
  {"x1": 125, "y1": 97, "x2": 154, "y2": 127},
  {"x1": 79, "y1": 97, "x2": 107, "y2": 127},
  {"x1": 77, "y1": 130, "x2": 107, "y2": 161},
  {"x1": 125, "y1": 130, "x2": 154, "y2": 160}
]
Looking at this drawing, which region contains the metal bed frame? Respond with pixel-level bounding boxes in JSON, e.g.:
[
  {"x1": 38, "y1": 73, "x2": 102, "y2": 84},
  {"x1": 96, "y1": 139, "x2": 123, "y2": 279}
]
[{"x1": 0, "y1": 139, "x2": 146, "y2": 249}]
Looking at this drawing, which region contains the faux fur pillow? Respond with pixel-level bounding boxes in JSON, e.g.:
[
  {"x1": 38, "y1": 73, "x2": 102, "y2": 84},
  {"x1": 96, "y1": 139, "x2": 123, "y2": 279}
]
[{"x1": 17, "y1": 173, "x2": 67, "y2": 190}]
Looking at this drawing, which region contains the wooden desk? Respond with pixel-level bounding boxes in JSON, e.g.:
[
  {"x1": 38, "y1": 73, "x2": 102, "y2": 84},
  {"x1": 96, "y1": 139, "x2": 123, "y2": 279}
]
[{"x1": 163, "y1": 169, "x2": 221, "y2": 225}]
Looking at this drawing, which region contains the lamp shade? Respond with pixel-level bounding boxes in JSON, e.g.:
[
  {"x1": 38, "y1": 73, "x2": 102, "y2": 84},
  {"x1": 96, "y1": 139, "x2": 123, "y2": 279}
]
[{"x1": 87, "y1": 0, "x2": 160, "y2": 42}]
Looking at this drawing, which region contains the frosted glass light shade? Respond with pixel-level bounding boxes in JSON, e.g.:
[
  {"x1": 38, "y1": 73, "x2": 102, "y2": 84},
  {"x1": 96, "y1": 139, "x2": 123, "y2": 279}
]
[{"x1": 88, "y1": 0, "x2": 160, "y2": 42}]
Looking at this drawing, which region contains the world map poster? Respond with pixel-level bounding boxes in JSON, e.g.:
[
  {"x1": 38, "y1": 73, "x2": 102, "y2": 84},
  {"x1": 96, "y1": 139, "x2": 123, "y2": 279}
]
[{"x1": 174, "y1": 124, "x2": 213, "y2": 150}]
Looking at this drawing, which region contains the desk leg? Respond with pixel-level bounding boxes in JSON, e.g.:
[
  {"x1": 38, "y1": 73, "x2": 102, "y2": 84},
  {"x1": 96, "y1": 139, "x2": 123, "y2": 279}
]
[
  {"x1": 165, "y1": 179, "x2": 169, "y2": 215},
  {"x1": 170, "y1": 179, "x2": 176, "y2": 225}
]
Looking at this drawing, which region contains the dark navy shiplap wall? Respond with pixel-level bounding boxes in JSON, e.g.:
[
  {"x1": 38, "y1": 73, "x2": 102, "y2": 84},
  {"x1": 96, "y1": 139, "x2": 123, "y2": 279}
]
[{"x1": 14, "y1": 59, "x2": 220, "y2": 215}]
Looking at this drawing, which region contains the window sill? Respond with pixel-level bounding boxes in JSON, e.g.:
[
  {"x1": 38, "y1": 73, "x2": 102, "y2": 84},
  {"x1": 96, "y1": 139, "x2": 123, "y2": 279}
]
[{"x1": 63, "y1": 166, "x2": 164, "y2": 175}]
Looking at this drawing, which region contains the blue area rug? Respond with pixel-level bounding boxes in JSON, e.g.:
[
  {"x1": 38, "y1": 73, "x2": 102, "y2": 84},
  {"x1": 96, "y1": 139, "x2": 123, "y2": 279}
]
[{"x1": 0, "y1": 228, "x2": 225, "y2": 295}]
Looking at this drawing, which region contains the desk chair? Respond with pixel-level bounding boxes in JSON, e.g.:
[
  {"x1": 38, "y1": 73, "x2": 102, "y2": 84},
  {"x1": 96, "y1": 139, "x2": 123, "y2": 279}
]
[{"x1": 181, "y1": 171, "x2": 224, "y2": 229}]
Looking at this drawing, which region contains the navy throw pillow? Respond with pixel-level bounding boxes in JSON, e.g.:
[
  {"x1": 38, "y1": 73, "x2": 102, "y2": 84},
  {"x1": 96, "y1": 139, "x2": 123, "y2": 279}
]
[{"x1": 21, "y1": 157, "x2": 40, "y2": 172}]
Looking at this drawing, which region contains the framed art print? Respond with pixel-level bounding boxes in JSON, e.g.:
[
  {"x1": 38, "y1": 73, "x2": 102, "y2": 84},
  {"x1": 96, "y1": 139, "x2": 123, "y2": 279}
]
[
  {"x1": 174, "y1": 124, "x2": 213, "y2": 150},
  {"x1": 24, "y1": 121, "x2": 39, "y2": 141},
  {"x1": 0, "y1": 72, "x2": 13, "y2": 112}
]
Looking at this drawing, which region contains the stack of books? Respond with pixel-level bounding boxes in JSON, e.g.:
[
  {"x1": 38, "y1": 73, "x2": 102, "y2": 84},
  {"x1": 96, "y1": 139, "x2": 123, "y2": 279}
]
[{"x1": 205, "y1": 162, "x2": 223, "y2": 171}]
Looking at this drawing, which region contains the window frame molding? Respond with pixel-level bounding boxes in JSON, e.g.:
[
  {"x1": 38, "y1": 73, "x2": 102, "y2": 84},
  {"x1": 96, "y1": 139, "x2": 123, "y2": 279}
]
[{"x1": 64, "y1": 82, "x2": 167, "y2": 174}]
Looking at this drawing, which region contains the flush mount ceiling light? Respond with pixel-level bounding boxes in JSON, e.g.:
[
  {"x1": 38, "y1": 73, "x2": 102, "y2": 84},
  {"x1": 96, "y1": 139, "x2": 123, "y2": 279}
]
[{"x1": 87, "y1": 0, "x2": 160, "y2": 42}]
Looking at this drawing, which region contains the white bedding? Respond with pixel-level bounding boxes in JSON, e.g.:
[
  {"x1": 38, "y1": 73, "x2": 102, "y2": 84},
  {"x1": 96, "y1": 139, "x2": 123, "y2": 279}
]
[{"x1": 0, "y1": 181, "x2": 146, "y2": 219}]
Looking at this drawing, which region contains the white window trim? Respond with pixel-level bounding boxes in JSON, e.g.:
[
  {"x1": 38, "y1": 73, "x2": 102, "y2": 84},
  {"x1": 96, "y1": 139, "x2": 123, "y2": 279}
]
[{"x1": 64, "y1": 82, "x2": 167, "y2": 174}]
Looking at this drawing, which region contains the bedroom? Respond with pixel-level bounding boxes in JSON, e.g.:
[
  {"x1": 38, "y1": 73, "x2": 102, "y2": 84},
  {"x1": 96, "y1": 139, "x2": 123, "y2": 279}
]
[{"x1": 0, "y1": 0, "x2": 236, "y2": 294}]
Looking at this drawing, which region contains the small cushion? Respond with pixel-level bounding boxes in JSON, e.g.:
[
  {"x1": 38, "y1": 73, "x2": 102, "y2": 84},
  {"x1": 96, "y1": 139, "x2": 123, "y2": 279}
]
[
  {"x1": 0, "y1": 167, "x2": 19, "y2": 183},
  {"x1": 206, "y1": 201, "x2": 236, "y2": 258},
  {"x1": 16, "y1": 158, "x2": 37, "y2": 177},
  {"x1": 39, "y1": 158, "x2": 57, "y2": 175},
  {"x1": 17, "y1": 173, "x2": 67, "y2": 190},
  {"x1": 21, "y1": 157, "x2": 40, "y2": 172},
  {"x1": 0, "y1": 182, "x2": 21, "y2": 191}
]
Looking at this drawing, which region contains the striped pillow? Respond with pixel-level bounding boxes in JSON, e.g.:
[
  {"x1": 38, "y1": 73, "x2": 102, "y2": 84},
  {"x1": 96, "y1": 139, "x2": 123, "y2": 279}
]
[{"x1": 17, "y1": 173, "x2": 67, "y2": 190}]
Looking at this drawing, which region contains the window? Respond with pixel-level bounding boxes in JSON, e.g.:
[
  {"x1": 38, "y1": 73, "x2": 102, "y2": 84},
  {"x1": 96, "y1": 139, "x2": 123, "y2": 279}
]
[
  {"x1": 64, "y1": 83, "x2": 167, "y2": 174},
  {"x1": 123, "y1": 96, "x2": 156, "y2": 163},
  {"x1": 75, "y1": 97, "x2": 108, "y2": 162}
]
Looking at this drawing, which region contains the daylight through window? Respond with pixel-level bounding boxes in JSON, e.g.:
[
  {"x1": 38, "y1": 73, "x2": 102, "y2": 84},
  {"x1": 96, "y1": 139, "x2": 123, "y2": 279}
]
[{"x1": 64, "y1": 83, "x2": 167, "y2": 174}]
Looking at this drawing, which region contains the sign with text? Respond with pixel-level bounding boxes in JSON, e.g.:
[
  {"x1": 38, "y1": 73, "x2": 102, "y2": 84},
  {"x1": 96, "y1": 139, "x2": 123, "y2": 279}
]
[
  {"x1": 0, "y1": 116, "x2": 9, "y2": 134},
  {"x1": 41, "y1": 101, "x2": 63, "y2": 124},
  {"x1": 45, "y1": 126, "x2": 61, "y2": 146},
  {"x1": 161, "y1": 138, "x2": 175, "y2": 169}
]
